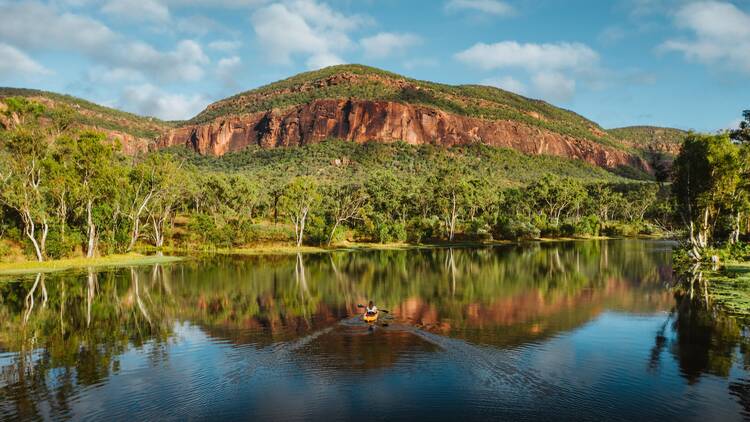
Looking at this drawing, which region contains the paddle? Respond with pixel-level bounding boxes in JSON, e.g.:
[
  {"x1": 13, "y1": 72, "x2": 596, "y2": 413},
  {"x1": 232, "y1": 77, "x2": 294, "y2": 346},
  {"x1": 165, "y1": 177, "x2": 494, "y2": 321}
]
[{"x1": 357, "y1": 304, "x2": 390, "y2": 313}]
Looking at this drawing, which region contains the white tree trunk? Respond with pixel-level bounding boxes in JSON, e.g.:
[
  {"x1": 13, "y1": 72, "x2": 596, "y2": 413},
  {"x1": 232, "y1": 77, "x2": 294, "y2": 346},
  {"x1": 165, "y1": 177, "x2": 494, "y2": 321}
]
[{"x1": 86, "y1": 199, "x2": 96, "y2": 258}]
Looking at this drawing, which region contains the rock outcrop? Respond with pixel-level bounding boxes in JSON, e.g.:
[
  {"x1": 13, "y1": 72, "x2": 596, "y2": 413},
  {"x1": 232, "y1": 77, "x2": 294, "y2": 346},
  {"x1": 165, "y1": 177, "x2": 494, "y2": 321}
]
[{"x1": 159, "y1": 99, "x2": 648, "y2": 171}]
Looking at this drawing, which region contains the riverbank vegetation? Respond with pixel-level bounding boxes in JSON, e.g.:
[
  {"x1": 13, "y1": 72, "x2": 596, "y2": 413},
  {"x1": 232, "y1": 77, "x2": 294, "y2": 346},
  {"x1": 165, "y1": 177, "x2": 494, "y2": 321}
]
[
  {"x1": 670, "y1": 110, "x2": 750, "y2": 317},
  {"x1": 0, "y1": 96, "x2": 670, "y2": 264}
]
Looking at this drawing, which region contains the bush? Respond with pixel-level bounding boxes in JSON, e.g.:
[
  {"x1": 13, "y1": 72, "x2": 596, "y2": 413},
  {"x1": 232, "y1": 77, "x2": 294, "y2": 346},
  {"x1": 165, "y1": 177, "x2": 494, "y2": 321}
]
[
  {"x1": 45, "y1": 228, "x2": 84, "y2": 259},
  {"x1": 574, "y1": 215, "x2": 601, "y2": 237},
  {"x1": 494, "y1": 218, "x2": 540, "y2": 240},
  {"x1": 406, "y1": 217, "x2": 439, "y2": 243}
]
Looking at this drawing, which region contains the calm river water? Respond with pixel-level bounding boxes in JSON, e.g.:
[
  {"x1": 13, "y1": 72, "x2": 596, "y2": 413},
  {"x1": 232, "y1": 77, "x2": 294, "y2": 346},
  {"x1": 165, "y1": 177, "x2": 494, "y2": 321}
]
[{"x1": 1, "y1": 240, "x2": 749, "y2": 421}]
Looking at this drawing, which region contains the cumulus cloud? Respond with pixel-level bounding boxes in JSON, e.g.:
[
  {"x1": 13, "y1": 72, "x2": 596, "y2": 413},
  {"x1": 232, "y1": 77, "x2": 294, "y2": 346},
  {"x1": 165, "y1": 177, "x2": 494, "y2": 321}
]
[
  {"x1": 101, "y1": 0, "x2": 170, "y2": 22},
  {"x1": 120, "y1": 84, "x2": 210, "y2": 120},
  {"x1": 0, "y1": 43, "x2": 50, "y2": 77},
  {"x1": 481, "y1": 76, "x2": 526, "y2": 95},
  {"x1": 209, "y1": 40, "x2": 242, "y2": 51},
  {"x1": 0, "y1": 1, "x2": 117, "y2": 52},
  {"x1": 217, "y1": 56, "x2": 242, "y2": 87},
  {"x1": 456, "y1": 40, "x2": 600, "y2": 102},
  {"x1": 660, "y1": 1, "x2": 750, "y2": 73},
  {"x1": 119, "y1": 39, "x2": 209, "y2": 82},
  {"x1": 87, "y1": 66, "x2": 142, "y2": 83},
  {"x1": 0, "y1": 2, "x2": 210, "y2": 83},
  {"x1": 251, "y1": 0, "x2": 370, "y2": 68},
  {"x1": 444, "y1": 0, "x2": 514, "y2": 16},
  {"x1": 360, "y1": 32, "x2": 421, "y2": 59},
  {"x1": 456, "y1": 41, "x2": 599, "y2": 72}
]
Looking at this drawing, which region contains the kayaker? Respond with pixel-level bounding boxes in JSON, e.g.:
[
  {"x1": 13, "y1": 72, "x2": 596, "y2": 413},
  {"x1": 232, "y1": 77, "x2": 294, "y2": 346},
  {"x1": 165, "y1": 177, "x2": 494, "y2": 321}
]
[{"x1": 366, "y1": 301, "x2": 378, "y2": 316}]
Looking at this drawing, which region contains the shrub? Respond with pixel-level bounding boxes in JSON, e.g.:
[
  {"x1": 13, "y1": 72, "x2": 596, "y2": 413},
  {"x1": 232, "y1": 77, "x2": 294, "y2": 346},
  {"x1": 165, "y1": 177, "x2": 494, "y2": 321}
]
[{"x1": 494, "y1": 218, "x2": 540, "y2": 241}]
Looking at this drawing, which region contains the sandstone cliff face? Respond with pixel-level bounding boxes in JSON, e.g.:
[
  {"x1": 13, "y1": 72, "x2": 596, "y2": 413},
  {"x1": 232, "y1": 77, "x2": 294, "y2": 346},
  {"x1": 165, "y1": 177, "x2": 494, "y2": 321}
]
[{"x1": 159, "y1": 99, "x2": 648, "y2": 171}]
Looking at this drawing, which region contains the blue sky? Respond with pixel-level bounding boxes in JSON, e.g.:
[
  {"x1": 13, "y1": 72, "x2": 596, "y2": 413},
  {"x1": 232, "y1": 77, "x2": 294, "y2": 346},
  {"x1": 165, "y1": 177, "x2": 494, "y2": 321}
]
[{"x1": 0, "y1": 0, "x2": 747, "y2": 131}]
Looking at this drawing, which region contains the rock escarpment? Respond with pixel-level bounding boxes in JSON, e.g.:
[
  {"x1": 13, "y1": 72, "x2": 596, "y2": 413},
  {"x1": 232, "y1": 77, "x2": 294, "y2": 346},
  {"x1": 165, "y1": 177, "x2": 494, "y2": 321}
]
[{"x1": 159, "y1": 99, "x2": 648, "y2": 171}]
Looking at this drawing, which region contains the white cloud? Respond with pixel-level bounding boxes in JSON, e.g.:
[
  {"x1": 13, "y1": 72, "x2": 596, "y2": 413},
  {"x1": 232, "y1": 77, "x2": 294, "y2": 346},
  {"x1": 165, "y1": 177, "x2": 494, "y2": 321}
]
[
  {"x1": 119, "y1": 39, "x2": 209, "y2": 82},
  {"x1": 120, "y1": 84, "x2": 210, "y2": 120},
  {"x1": 481, "y1": 76, "x2": 526, "y2": 94},
  {"x1": 305, "y1": 52, "x2": 344, "y2": 69},
  {"x1": 87, "y1": 66, "x2": 142, "y2": 83},
  {"x1": 101, "y1": 0, "x2": 170, "y2": 22},
  {"x1": 0, "y1": 43, "x2": 50, "y2": 77},
  {"x1": 0, "y1": 2, "x2": 209, "y2": 83},
  {"x1": 0, "y1": 1, "x2": 117, "y2": 52},
  {"x1": 455, "y1": 41, "x2": 599, "y2": 72},
  {"x1": 360, "y1": 32, "x2": 421, "y2": 59},
  {"x1": 660, "y1": 1, "x2": 750, "y2": 73},
  {"x1": 444, "y1": 0, "x2": 514, "y2": 16},
  {"x1": 531, "y1": 72, "x2": 575, "y2": 102},
  {"x1": 456, "y1": 40, "x2": 600, "y2": 103},
  {"x1": 250, "y1": 0, "x2": 370, "y2": 68},
  {"x1": 209, "y1": 40, "x2": 242, "y2": 51},
  {"x1": 217, "y1": 56, "x2": 242, "y2": 87},
  {"x1": 162, "y1": 0, "x2": 269, "y2": 7}
]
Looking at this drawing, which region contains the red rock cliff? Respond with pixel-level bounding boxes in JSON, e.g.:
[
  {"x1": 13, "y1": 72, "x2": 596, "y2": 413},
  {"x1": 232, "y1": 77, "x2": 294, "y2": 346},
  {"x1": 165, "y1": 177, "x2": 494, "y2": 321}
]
[{"x1": 158, "y1": 99, "x2": 648, "y2": 171}]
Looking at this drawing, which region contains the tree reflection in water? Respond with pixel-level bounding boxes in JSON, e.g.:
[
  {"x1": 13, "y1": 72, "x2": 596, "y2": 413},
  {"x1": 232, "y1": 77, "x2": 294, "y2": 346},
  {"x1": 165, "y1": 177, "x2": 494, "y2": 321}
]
[{"x1": 2, "y1": 240, "x2": 748, "y2": 419}]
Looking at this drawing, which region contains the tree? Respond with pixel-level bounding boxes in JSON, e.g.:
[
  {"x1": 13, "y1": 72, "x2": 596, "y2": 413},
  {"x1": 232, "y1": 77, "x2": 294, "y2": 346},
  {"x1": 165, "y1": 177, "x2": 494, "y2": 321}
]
[
  {"x1": 730, "y1": 110, "x2": 750, "y2": 144},
  {"x1": 0, "y1": 128, "x2": 51, "y2": 261},
  {"x1": 529, "y1": 176, "x2": 586, "y2": 225},
  {"x1": 324, "y1": 182, "x2": 369, "y2": 246},
  {"x1": 672, "y1": 133, "x2": 741, "y2": 258},
  {"x1": 281, "y1": 176, "x2": 320, "y2": 247},
  {"x1": 432, "y1": 164, "x2": 472, "y2": 241},
  {"x1": 71, "y1": 131, "x2": 119, "y2": 258},
  {"x1": 146, "y1": 158, "x2": 186, "y2": 249},
  {"x1": 622, "y1": 184, "x2": 659, "y2": 223},
  {"x1": 125, "y1": 154, "x2": 165, "y2": 251}
]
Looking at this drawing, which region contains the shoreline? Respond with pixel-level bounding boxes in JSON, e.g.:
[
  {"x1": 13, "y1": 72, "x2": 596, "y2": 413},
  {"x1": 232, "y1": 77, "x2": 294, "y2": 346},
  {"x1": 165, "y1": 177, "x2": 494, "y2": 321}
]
[
  {"x1": 0, "y1": 236, "x2": 668, "y2": 276},
  {"x1": 0, "y1": 254, "x2": 185, "y2": 277}
]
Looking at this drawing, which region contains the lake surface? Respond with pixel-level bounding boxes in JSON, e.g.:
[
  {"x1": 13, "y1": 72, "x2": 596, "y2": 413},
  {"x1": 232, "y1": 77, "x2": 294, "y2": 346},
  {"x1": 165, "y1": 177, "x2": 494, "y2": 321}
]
[{"x1": 2, "y1": 240, "x2": 750, "y2": 421}]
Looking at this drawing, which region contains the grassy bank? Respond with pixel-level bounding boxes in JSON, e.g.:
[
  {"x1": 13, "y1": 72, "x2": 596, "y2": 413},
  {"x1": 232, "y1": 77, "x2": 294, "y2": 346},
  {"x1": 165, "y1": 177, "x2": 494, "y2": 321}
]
[
  {"x1": 705, "y1": 263, "x2": 750, "y2": 319},
  {"x1": 0, "y1": 253, "x2": 185, "y2": 276}
]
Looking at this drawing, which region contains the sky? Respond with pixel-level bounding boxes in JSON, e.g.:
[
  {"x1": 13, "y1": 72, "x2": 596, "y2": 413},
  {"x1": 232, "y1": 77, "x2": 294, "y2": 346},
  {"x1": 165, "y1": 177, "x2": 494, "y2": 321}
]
[{"x1": 0, "y1": 0, "x2": 747, "y2": 131}]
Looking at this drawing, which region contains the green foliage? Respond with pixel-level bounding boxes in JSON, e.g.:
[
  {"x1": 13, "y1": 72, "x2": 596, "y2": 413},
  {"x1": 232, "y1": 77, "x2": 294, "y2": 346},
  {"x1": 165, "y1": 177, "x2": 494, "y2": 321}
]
[
  {"x1": 608, "y1": 126, "x2": 687, "y2": 146},
  {"x1": 0, "y1": 89, "x2": 175, "y2": 139},
  {"x1": 672, "y1": 132, "x2": 749, "y2": 252},
  {"x1": 730, "y1": 110, "x2": 750, "y2": 144}
]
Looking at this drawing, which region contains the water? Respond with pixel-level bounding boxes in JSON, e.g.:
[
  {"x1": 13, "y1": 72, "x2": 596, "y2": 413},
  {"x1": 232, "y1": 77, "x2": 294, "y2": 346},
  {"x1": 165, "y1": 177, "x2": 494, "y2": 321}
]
[{"x1": 1, "y1": 240, "x2": 749, "y2": 420}]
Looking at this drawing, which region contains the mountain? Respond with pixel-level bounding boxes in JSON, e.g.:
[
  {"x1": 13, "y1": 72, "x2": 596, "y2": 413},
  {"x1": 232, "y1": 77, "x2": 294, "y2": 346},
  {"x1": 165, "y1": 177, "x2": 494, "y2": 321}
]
[
  {"x1": 157, "y1": 65, "x2": 654, "y2": 171},
  {"x1": 607, "y1": 126, "x2": 687, "y2": 156},
  {"x1": 0, "y1": 87, "x2": 175, "y2": 154},
  {"x1": 2, "y1": 65, "x2": 687, "y2": 174}
]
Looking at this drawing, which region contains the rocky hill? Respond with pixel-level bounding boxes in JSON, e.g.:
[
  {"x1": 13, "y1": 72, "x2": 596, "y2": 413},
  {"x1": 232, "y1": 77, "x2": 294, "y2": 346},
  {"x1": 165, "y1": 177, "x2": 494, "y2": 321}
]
[
  {"x1": 2, "y1": 65, "x2": 687, "y2": 174},
  {"x1": 607, "y1": 126, "x2": 686, "y2": 156},
  {"x1": 158, "y1": 65, "x2": 656, "y2": 171},
  {"x1": 0, "y1": 87, "x2": 174, "y2": 154}
]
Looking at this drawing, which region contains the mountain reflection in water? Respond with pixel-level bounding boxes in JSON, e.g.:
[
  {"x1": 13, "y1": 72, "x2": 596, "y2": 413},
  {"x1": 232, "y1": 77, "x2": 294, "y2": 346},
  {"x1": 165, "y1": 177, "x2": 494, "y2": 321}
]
[{"x1": 1, "y1": 240, "x2": 750, "y2": 420}]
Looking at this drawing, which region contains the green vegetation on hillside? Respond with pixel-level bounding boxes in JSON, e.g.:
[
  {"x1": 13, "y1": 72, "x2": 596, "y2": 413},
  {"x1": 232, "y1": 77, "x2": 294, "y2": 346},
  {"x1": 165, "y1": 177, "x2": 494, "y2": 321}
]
[
  {"x1": 189, "y1": 64, "x2": 623, "y2": 148},
  {"x1": 608, "y1": 126, "x2": 687, "y2": 146},
  {"x1": 0, "y1": 97, "x2": 670, "y2": 264},
  {"x1": 0, "y1": 87, "x2": 175, "y2": 139}
]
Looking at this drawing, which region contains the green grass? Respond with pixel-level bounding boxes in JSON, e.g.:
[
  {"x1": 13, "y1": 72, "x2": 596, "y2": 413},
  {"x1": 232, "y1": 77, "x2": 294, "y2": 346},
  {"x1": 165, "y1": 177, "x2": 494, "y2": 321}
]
[
  {"x1": 0, "y1": 253, "x2": 185, "y2": 276},
  {"x1": 705, "y1": 263, "x2": 750, "y2": 318},
  {"x1": 187, "y1": 64, "x2": 625, "y2": 148}
]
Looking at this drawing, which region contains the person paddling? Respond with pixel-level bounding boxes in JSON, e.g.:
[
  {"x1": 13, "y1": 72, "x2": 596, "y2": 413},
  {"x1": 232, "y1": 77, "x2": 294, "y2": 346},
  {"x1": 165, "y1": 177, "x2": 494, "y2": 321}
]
[{"x1": 365, "y1": 300, "x2": 378, "y2": 316}]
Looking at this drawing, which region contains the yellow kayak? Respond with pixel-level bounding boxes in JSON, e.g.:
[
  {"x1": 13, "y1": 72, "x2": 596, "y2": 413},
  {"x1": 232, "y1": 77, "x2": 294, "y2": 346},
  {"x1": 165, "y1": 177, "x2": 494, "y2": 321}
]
[{"x1": 363, "y1": 312, "x2": 379, "y2": 323}]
